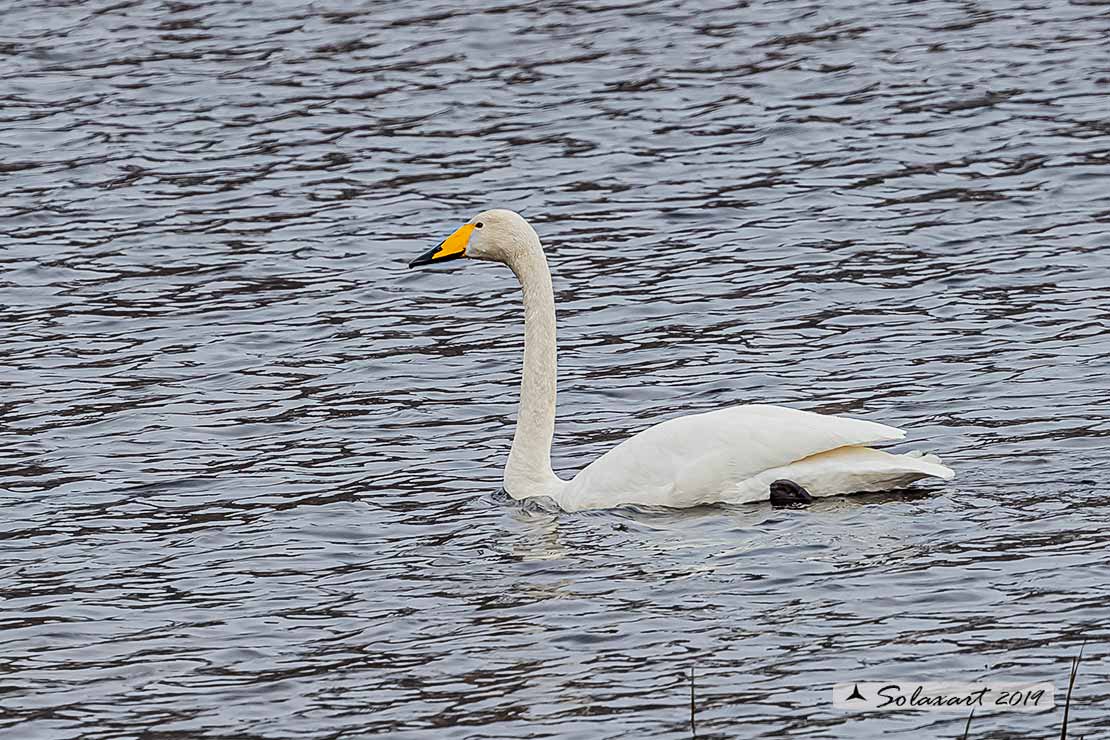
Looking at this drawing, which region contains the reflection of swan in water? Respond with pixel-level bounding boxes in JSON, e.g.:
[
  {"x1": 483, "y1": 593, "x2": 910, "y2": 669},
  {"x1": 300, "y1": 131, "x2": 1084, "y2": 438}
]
[
  {"x1": 502, "y1": 503, "x2": 568, "y2": 562},
  {"x1": 410, "y1": 209, "x2": 954, "y2": 512}
]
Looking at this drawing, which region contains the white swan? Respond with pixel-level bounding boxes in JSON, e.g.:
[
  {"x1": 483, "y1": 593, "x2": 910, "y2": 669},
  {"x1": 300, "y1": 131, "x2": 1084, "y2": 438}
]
[{"x1": 409, "y1": 209, "x2": 954, "y2": 512}]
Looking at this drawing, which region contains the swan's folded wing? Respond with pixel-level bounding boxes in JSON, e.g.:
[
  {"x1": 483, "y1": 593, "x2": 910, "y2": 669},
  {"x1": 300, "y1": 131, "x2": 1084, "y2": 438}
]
[{"x1": 564, "y1": 404, "x2": 905, "y2": 509}]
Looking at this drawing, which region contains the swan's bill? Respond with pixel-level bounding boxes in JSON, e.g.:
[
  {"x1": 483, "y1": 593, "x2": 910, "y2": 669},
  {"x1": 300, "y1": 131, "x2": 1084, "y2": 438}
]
[{"x1": 409, "y1": 223, "x2": 474, "y2": 268}]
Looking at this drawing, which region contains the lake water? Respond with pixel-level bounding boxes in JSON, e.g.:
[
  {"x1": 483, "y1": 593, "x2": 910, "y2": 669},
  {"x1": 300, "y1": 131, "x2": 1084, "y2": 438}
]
[{"x1": 3, "y1": 1, "x2": 1109, "y2": 738}]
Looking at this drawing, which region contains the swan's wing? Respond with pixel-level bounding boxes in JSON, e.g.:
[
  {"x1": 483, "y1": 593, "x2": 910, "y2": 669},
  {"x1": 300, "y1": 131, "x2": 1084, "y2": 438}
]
[{"x1": 562, "y1": 404, "x2": 905, "y2": 510}]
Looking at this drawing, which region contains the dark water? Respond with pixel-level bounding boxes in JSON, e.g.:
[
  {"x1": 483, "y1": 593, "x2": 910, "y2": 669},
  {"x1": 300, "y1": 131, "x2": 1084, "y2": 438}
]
[{"x1": 3, "y1": 1, "x2": 1109, "y2": 738}]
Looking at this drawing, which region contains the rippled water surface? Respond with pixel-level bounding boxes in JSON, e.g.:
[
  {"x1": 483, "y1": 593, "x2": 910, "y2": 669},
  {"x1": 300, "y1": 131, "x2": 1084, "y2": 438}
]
[{"x1": 4, "y1": 1, "x2": 1110, "y2": 738}]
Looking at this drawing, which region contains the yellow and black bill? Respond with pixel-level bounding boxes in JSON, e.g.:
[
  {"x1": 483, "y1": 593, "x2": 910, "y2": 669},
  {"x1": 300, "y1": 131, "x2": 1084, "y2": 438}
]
[{"x1": 409, "y1": 223, "x2": 475, "y2": 268}]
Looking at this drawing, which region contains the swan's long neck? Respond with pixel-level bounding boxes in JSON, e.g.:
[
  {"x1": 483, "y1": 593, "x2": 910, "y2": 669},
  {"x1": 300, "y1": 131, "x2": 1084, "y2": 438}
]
[{"x1": 504, "y1": 242, "x2": 563, "y2": 498}]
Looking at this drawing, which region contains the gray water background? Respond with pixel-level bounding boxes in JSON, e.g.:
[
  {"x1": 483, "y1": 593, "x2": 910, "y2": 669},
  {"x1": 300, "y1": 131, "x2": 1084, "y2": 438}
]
[{"x1": 3, "y1": 0, "x2": 1110, "y2": 737}]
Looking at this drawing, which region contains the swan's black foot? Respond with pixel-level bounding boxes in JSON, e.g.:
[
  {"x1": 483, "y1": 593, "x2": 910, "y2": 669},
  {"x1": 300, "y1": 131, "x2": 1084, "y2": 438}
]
[{"x1": 769, "y1": 479, "x2": 813, "y2": 508}]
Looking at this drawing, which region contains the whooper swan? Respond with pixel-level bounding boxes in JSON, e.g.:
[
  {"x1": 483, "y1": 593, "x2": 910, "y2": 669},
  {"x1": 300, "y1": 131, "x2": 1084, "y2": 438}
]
[{"x1": 409, "y1": 209, "x2": 954, "y2": 512}]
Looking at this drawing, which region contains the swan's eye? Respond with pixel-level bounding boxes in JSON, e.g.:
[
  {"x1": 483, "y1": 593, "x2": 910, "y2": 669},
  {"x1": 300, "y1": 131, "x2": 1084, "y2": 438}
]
[{"x1": 475, "y1": 222, "x2": 484, "y2": 228}]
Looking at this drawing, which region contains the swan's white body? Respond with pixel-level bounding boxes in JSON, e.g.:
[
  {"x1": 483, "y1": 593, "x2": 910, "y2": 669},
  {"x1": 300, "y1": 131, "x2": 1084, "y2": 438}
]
[
  {"x1": 560, "y1": 407, "x2": 952, "y2": 511},
  {"x1": 411, "y1": 210, "x2": 954, "y2": 512}
]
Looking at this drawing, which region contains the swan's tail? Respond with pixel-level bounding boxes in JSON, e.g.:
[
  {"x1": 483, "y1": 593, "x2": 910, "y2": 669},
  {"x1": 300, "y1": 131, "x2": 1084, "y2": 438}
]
[{"x1": 903, "y1": 449, "x2": 955, "y2": 479}]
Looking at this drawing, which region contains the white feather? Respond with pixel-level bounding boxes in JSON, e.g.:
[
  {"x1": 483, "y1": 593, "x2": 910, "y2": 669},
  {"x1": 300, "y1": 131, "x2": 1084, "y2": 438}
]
[{"x1": 560, "y1": 405, "x2": 908, "y2": 510}]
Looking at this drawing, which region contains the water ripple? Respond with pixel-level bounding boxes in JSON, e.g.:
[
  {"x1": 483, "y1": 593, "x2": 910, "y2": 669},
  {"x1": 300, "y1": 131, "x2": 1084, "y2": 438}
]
[{"x1": 3, "y1": 0, "x2": 1110, "y2": 738}]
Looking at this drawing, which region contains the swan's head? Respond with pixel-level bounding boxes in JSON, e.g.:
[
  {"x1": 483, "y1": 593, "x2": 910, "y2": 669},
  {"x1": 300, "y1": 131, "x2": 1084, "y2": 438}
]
[{"x1": 409, "y1": 209, "x2": 538, "y2": 269}]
